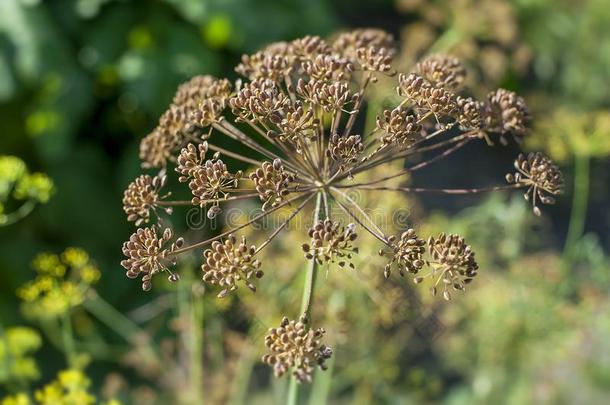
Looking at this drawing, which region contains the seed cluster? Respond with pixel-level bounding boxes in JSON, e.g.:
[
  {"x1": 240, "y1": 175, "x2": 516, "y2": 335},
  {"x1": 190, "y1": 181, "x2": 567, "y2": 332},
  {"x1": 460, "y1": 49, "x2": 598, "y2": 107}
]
[
  {"x1": 376, "y1": 107, "x2": 423, "y2": 149},
  {"x1": 250, "y1": 159, "x2": 295, "y2": 211},
  {"x1": 122, "y1": 174, "x2": 168, "y2": 226},
  {"x1": 484, "y1": 88, "x2": 530, "y2": 141},
  {"x1": 121, "y1": 226, "x2": 183, "y2": 291},
  {"x1": 506, "y1": 152, "x2": 564, "y2": 215},
  {"x1": 415, "y1": 54, "x2": 467, "y2": 90},
  {"x1": 379, "y1": 229, "x2": 426, "y2": 278},
  {"x1": 302, "y1": 219, "x2": 358, "y2": 268},
  {"x1": 417, "y1": 233, "x2": 479, "y2": 301},
  {"x1": 329, "y1": 134, "x2": 365, "y2": 172},
  {"x1": 398, "y1": 73, "x2": 458, "y2": 117},
  {"x1": 201, "y1": 234, "x2": 263, "y2": 298},
  {"x1": 262, "y1": 316, "x2": 333, "y2": 383}
]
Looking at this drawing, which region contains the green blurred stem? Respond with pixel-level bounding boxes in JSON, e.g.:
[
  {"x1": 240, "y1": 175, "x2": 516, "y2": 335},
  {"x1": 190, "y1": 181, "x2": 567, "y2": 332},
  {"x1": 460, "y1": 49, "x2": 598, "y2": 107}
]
[
  {"x1": 189, "y1": 288, "x2": 204, "y2": 403},
  {"x1": 83, "y1": 291, "x2": 161, "y2": 364},
  {"x1": 308, "y1": 355, "x2": 335, "y2": 405},
  {"x1": 563, "y1": 153, "x2": 590, "y2": 265},
  {"x1": 0, "y1": 200, "x2": 36, "y2": 226},
  {"x1": 61, "y1": 312, "x2": 77, "y2": 367},
  {"x1": 288, "y1": 192, "x2": 322, "y2": 405}
]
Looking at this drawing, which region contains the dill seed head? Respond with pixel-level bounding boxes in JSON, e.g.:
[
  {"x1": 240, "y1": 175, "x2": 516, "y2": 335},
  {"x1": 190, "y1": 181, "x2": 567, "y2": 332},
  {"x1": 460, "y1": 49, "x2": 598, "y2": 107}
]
[
  {"x1": 333, "y1": 28, "x2": 394, "y2": 60},
  {"x1": 121, "y1": 226, "x2": 184, "y2": 291},
  {"x1": 376, "y1": 107, "x2": 423, "y2": 149},
  {"x1": 301, "y1": 54, "x2": 354, "y2": 82},
  {"x1": 235, "y1": 50, "x2": 291, "y2": 82},
  {"x1": 201, "y1": 234, "x2": 263, "y2": 298},
  {"x1": 122, "y1": 174, "x2": 168, "y2": 226},
  {"x1": 290, "y1": 36, "x2": 333, "y2": 59},
  {"x1": 296, "y1": 79, "x2": 355, "y2": 113},
  {"x1": 250, "y1": 159, "x2": 295, "y2": 211},
  {"x1": 188, "y1": 154, "x2": 243, "y2": 213},
  {"x1": 483, "y1": 88, "x2": 530, "y2": 141},
  {"x1": 380, "y1": 229, "x2": 426, "y2": 278},
  {"x1": 397, "y1": 73, "x2": 458, "y2": 117},
  {"x1": 506, "y1": 152, "x2": 564, "y2": 216},
  {"x1": 267, "y1": 101, "x2": 318, "y2": 144},
  {"x1": 329, "y1": 134, "x2": 365, "y2": 172},
  {"x1": 176, "y1": 142, "x2": 209, "y2": 182},
  {"x1": 139, "y1": 128, "x2": 181, "y2": 169},
  {"x1": 415, "y1": 54, "x2": 467, "y2": 90},
  {"x1": 356, "y1": 46, "x2": 394, "y2": 75},
  {"x1": 230, "y1": 78, "x2": 291, "y2": 122},
  {"x1": 456, "y1": 96, "x2": 484, "y2": 131},
  {"x1": 423, "y1": 233, "x2": 478, "y2": 300},
  {"x1": 262, "y1": 316, "x2": 333, "y2": 383},
  {"x1": 302, "y1": 219, "x2": 358, "y2": 268}
]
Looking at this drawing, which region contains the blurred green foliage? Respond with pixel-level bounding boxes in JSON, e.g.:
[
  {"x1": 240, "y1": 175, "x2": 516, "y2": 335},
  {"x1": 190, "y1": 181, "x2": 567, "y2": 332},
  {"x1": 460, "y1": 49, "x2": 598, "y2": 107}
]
[{"x1": 1, "y1": 0, "x2": 609, "y2": 403}]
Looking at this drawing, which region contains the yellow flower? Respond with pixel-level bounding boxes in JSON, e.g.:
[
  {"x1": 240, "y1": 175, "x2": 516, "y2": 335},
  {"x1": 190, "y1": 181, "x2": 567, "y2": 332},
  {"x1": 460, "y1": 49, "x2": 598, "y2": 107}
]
[
  {"x1": 34, "y1": 369, "x2": 96, "y2": 405},
  {"x1": 0, "y1": 327, "x2": 41, "y2": 384},
  {"x1": 18, "y1": 249, "x2": 99, "y2": 320},
  {"x1": 1, "y1": 393, "x2": 31, "y2": 405}
]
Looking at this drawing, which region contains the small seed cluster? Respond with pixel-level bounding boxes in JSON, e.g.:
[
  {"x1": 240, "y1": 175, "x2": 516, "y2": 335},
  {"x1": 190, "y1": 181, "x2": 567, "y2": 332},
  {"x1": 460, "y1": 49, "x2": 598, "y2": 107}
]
[
  {"x1": 122, "y1": 174, "x2": 169, "y2": 226},
  {"x1": 250, "y1": 159, "x2": 295, "y2": 211},
  {"x1": 379, "y1": 229, "x2": 426, "y2": 278},
  {"x1": 201, "y1": 234, "x2": 263, "y2": 298},
  {"x1": 121, "y1": 227, "x2": 183, "y2": 291},
  {"x1": 506, "y1": 152, "x2": 565, "y2": 216},
  {"x1": 302, "y1": 219, "x2": 358, "y2": 268},
  {"x1": 262, "y1": 316, "x2": 333, "y2": 383},
  {"x1": 415, "y1": 233, "x2": 479, "y2": 301}
]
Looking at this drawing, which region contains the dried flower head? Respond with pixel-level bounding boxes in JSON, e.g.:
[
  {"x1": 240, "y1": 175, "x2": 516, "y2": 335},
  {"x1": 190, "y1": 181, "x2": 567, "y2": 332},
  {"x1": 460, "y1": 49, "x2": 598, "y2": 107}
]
[
  {"x1": 415, "y1": 54, "x2": 467, "y2": 90},
  {"x1": 379, "y1": 229, "x2": 426, "y2": 278},
  {"x1": 262, "y1": 316, "x2": 332, "y2": 383},
  {"x1": 201, "y1": 234, "x2": 262, "y2": 298},
  {"x1": 333, "y1": 28, "x2": 394, "y2": 60},
  {"x1": 121, "y1": 226, "x2": 183, "y2": 291},
  {"x1": 250, "y1": 159, "x2": 295, "y2": 211},
  {"x1": 302, "y1": 219, "x2": 358, "y2": 268},
  {"x1": 188, "y1": 154, "x2": 243, "y2": 215},
  {"x1": 397, "y1": 73, "x2": 458, "y2": 117},
  {"x1": 483, "y1": 88, "x2": 530, "y2": 141},
  {"x1": 329, "y1": 134, "x2": 365, "y2": 173},
  {"x1": 123, "y1": 174, "x2": 169, "y2": 226},
  {"x1": 506, "y1": 152, "x2": 564, "y2": 216},
  {"x1": 415, "y1": 233, "x2": 478, "y2": 300},
  {"x1": 376, "y1": 107, "x2": 423, "y2": 149},
  {"x1": 122, "y1": 29, "x2": 561, "y2": 383}
]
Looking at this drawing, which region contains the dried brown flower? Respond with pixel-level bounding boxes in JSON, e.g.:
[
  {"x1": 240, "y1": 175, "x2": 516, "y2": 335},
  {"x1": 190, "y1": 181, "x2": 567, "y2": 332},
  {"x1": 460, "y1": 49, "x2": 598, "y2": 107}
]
[
  {"x1": 397, "y1": 73, "x2": 457, "y2": 117},
  {"x1": 456, "y1": 96, "x2": 484, "y2": 131},
  {"x1": 379, "y1": 229, "x2": 426, "y2": 278},
  {"x1": 506, "y1": 152, "x2": 564, "y2": 215},
  {"x1": 376, "y1": 107, "x2": 423, "y2": 149},
  {"x1": 121, "y1": 226, "x2": 183, "y2": 291},
  {"x1": 302, "y1": 219, "x2": 358, "y2": 268},
  {"x1": 201, "y1": 234, "x2": 262, "y2": 298},
  {"x1": 356, "y1": 46, "x2": 394, "y2": 74},
  {"x1": 235, "y1": 51, "x2": 291, "y2": 82},
  {"x1": 230, "y1": 78, "x2": 291, "y2": 122},
  {"x1": 329, "y1": 134, "x2": 365, "y2": 172},
  {"x1": 262, "y1": 316, "x2": 332, "y2": 383},
  {"x1": 250, "y1": 159, "x2": 295, "y2": 211},
  {"x1": 176, "y1": 142, "x2": 209, "y2": 182},
  {"x1": 415, "y1": 54, "x2": 467, "y2": 90},
  {"x1": 333, "y1": 28, "x2": 394, "y2": 60},
  {"x1": 417, "y1": 233, "x2": 478, "y2": 300},
  {"x1": 483, "y1": 88, "x2": 530, "y2": 141},
  {"x1": 122, "y1": 174, "x2": 169, "y2": 226},
  {"x1": 188, "y1": 155, "x2": 243, "y2": 215},
  {"x1": 296, "y1": 79, "x2": 355, "y2": 113}
]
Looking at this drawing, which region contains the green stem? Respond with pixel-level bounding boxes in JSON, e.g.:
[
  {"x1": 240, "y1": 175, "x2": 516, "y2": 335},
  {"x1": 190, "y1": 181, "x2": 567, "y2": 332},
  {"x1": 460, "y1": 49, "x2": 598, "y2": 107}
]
[
  {"x1": 61, "y1": 312, "x2": 77, "y2": 367},
  {"x1": 0, "y1": 200, "x2": 36, "y2": 226},
  {"x1": 288, "y1": 192, "x2": 323, "y2": 405},
  {"x1": 563, "y1": 153, "x2": 590, "y2": 266},
  {"x1": 189, "y1": 288, "x2": 204, "y2": 403}
]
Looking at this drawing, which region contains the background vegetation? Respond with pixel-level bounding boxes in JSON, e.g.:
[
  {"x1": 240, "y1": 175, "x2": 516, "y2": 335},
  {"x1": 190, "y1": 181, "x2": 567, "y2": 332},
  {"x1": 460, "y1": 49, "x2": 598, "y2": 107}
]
[{"x1": 1, "y1": 0, "x2": 609, "y2": 404}]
